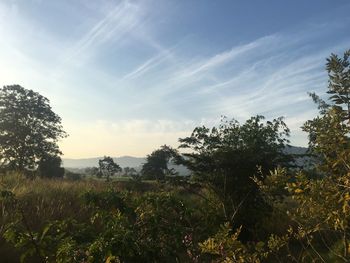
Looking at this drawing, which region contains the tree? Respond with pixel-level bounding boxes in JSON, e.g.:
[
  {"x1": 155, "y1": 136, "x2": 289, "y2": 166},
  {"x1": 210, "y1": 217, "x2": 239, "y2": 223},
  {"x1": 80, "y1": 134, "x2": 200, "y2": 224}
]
[
  {"x1": 326, "y1": 50, "x2": 350, "y2": 122},
  {"x1": 254, "y1": 50, "x2": 350, "y2": 261},
  {"x1": 85, "y1": 167, "x2": 99, "y2": 177},
  {"x1": 37, "y1": 155, "x2": 65, "y2": 178},
  {"x1": 0, "y1": 85, "x2": 67, "y2": 170},
  {"x1": 141, "y1": 145, "x2": 178, "y2": 181},
  {"x1": 178, "y1": 116, "x2": 291, "y2": 240},
  {"x1": 123, "y1": 167, "x2": 137, "y2": 177},
  {"x1": 98, "y1": 156, "x2": 122, "y2": 181},
  {"x1": 302, "y1": 49, "x2": 350, "y2": 176}
]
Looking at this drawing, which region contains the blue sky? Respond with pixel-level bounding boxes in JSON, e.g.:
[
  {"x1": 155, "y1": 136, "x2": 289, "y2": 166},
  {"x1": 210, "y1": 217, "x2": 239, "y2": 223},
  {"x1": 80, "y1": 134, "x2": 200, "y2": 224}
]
[{"x1": 0, "y1": 0, "x2": 349, "y2": 158}]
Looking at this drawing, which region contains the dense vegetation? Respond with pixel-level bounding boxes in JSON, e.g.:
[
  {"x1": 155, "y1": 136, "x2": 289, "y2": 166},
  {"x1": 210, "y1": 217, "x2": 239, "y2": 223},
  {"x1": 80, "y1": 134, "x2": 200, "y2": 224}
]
[{"x1": 0, "y1": 50, "x2": 349, "y2": 262}]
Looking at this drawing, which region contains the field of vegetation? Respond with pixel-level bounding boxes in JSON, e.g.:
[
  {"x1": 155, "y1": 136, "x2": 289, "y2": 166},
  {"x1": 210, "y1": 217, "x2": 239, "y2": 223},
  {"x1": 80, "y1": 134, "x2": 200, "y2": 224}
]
[{"x1": 0, "y1": 51, "x2": 350, "y2": 262}]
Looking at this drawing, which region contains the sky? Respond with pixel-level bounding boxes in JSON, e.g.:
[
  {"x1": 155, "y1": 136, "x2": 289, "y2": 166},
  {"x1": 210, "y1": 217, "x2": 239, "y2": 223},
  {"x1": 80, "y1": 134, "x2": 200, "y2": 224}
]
[{"x1": 0, "y1": 0, "x2": 349, "y2": 158}]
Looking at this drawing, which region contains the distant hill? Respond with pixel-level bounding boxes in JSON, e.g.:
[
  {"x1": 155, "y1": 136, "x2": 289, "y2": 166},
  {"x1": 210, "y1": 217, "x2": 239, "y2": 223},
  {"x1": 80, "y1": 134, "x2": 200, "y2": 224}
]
[
  {"x1": 62, "y1": 156, "x2": 146, "y2": 168},
  {"x1": 63, "y1": 146, "x2": 309, "y2": 174},
  {"x1": 284, "y1": 146, "x2": 313, "y2": 168},
  {"x1": 63, "y1": 156, "x2": 190, "y2": 176},
  {"x1": 284, "y1": 145, "x2": 308, "y2": 155}
]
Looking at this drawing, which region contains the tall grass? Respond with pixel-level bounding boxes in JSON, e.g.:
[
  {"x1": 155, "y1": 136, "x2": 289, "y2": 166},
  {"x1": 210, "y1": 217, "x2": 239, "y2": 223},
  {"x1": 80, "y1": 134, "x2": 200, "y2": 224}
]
[
  {"x1": 0, "y1": 173, "x2": 218, "y2": 262},
  {"x1": 0, "y1": 173, "x2": 151, "y2": 262}
]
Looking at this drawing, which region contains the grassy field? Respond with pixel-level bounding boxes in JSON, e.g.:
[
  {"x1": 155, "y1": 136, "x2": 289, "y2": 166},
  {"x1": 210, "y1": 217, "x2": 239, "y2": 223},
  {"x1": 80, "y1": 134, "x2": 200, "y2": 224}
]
[
  {"x1": 0, "y1": 174, "x2": 109, "y2": 261},
  {"x1": 0, "y1": 172, "x2": 218, "y2": 262},
  {"x1": 1, "y1": 171, "x2": 346, "y2": 262}
]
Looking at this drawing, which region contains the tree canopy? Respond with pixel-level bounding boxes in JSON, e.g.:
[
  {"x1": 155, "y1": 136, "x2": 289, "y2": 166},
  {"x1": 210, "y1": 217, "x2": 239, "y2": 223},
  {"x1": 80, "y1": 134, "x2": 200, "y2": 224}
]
[
  {"x1": 178, "y1": 115, "x2": 291, "y2": 239},
  {"x1": 0, "y1": 85, "x2": 67, "y2": 170},
  {"x1": 98, "y1": 156, "x2": 122, "y2": 181},
  {"x1": 141, "y1": 145, "x2": 178, "y2": 181},
  {"x1": 37, "y1": 155, "x2": 65, "y2": 178}
]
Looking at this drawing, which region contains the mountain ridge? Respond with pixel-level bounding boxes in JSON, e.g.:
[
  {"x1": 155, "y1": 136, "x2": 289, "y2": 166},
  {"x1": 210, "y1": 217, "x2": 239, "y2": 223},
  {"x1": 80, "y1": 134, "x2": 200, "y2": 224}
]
[
  {"x1": 63, "y1": 156, "x2": 146, "y2": 168},
  {"x1": 63, "y1": 146, "x2": 308, "y2": 169}
]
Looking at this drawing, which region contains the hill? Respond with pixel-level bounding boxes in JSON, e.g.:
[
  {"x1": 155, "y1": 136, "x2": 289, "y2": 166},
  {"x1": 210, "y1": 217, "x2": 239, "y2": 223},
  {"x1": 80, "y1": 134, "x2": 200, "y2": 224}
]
[
  {"x1": 62, "y1": 156, "x2": 146, "y2": 168},
  {"x1": 63, "y1": 146, "x2": 308, "y2": 170}
]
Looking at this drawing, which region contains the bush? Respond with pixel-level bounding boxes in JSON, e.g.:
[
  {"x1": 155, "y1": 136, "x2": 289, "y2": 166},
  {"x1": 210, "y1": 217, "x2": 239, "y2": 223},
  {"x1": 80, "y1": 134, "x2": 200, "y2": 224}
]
[{"x1": 64, "y1": 171, "x2": 82, "y2": 181}]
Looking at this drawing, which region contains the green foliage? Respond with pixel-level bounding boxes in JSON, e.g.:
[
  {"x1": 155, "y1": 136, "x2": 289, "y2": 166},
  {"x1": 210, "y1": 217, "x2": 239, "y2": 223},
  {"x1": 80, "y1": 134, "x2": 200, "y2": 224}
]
[
  {"x1": 83, "y1": 190, "x2": 127, "y2": 212},
  {"x1": 303, "y1": 104, "x2": 350, "y2": 175},
  {"x1": 199, "y1": 223, "x2": 279, "y2": 263},
  {"x1": 303, "y1": 50, "x2": 350, "y2": 176},
  {"x1": 178, "y1": 115, "x2": 291, "y2": 240},
  {"x1": 255, "y1": 161, "x2": 350, "y2": 262},
  {"x1": 37, "y1": 155, "x2": 65, "y2": 178},
  {"x1": 0, "y1": 178, "x2": 207, "y2": 262},
  {"x1": 286, "y1": 172, "x2": 350, "y2": 261},
  {"x1": 254, "y1": 167, "x2": 291, "y2": 202},
  {"x1": 326, "y1": 50, "x2": 350, "y2": 121},
  {"x1": 64, "y1": 170, "x2": 82, "y2": 181},
  {"x1": 0, "y1": 85, "x2": 67, "y2": 171}
]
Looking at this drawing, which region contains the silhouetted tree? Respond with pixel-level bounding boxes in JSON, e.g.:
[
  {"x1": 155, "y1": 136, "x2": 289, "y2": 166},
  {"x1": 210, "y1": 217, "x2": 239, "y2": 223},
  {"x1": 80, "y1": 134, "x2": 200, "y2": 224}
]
[
  {"x1": 37, "y1": 155, "x2": 64, "y2": 178},
  {"x1": 0, "y1": 85, "x2": 67, "y2": 171},
  {"x1": 141, "y1": 145, "x2": 178, "y2": 181},
  {"x1": 98, "y1": 156, "x2": 121, "y2": 181}
]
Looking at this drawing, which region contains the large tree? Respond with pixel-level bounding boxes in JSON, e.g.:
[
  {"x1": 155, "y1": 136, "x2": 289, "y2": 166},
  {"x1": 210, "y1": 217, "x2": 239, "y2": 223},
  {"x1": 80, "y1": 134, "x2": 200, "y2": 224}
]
[
  {"x1": 178, "y1": 115, "x2": 291, "y2": 240},
  {"x1": 0, "y1": 85, "x2": 67, "y2": 170}
]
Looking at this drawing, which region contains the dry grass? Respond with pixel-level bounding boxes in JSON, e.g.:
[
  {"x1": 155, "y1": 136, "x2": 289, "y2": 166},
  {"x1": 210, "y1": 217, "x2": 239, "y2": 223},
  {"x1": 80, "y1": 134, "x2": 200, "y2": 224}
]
[
  {"x1": 0, "y1": 173, "x2": 149, "y2": 261},
  {"x1": 0, "y1": 172, "x2": 163, "y2": 226},
  {"x1": 0, "y1": 172, "x2": 198, "y2": 262}
]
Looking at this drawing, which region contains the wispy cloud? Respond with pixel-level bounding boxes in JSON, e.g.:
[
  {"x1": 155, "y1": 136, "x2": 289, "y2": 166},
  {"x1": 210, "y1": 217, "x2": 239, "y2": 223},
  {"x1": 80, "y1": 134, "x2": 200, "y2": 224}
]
[
  {"x1": 122, "y1": 48, "x2": 174, "y2": 80},
  {"x1": 126, "y1": 34, "x2": 284, "y2": 109},
  {"x1": 1, "y1": 0, "x2": 349, "y2": 156},
  {"x1": 176, "y1": 35, "x2": 278, "y2": 79},
  {"x1": 59, "y1": 1, "x2": 143, "y2": 66}
]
